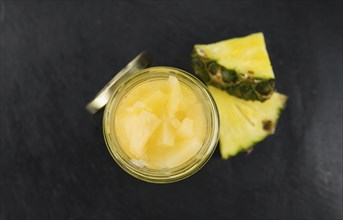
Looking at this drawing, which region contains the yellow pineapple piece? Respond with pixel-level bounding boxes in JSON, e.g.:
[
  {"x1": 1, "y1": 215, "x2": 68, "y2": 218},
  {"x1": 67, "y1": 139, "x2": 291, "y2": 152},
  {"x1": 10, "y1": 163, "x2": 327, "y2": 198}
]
[{"x1": 209, "y1": 86, "x2": 287, "y2": 159}]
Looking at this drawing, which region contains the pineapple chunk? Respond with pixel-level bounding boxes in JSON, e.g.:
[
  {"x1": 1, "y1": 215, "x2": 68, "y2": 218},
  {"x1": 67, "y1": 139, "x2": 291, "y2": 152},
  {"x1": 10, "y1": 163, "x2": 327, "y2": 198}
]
[
  {"x1": 167, "y1": 76, "x2": 182, "y2": 116},
  {"x1": 127, "y1": 101, "x2": 146, "y2": 113},
  {"x1": 141, "y1": 91, "x2": 167, "y2": 116},
  {"x1": 177, "y1": 117, "x2": 194, "y2": 139},
  {"x1": 164, "y1": 137, "x2": 203, "y2": 168},
  {"x1": 209, "y1": 86, "x2": 287, "y2": 159},
  {"x1": 143, "y1": 137, "x2": 202, "y2": 169},
  {"x1": 123, "y1": 110, "x2": 161, "y2": 158},
  {"x1": 155, "y1": 116, "x2": 177, "y2": 147},
  {"x1": 170, "y1": 117, "x2": 181, "y2": 129}
]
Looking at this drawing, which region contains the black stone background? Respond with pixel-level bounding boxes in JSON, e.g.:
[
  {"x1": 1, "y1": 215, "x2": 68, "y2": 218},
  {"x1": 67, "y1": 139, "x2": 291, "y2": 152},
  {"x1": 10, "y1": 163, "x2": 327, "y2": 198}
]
[{"x1": 0, "y1": 1, "x2": 342, "y2": 220}]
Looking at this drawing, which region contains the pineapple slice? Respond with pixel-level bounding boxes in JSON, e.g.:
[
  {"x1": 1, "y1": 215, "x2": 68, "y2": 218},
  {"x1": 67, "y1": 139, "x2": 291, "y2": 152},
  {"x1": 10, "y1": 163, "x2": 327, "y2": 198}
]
[
  {"x1": 192, "y1": 33, "x2": 275, "y2": 101},
  {"x1": 209, "y1": 86, "x2": 287, "y2": 159}
]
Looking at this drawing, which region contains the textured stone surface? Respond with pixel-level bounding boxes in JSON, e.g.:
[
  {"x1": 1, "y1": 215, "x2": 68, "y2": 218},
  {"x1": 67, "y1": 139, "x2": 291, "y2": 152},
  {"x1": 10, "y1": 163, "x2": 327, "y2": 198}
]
[{"x1": 0, "y1": 1, "x2": 342, "y2": 219}]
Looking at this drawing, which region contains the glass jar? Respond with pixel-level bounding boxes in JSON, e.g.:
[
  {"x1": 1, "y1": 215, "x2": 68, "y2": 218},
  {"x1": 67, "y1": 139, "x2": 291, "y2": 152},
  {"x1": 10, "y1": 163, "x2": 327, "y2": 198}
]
[{"x1": 86, "y1": 53, "x2": 219, "y2": 183}]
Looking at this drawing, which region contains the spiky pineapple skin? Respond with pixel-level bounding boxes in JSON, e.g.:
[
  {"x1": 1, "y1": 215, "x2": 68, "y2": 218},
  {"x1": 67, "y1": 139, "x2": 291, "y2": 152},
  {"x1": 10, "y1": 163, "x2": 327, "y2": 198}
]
[{"x1": 192, "y1": 33, "x2": 275, "y2": 102}]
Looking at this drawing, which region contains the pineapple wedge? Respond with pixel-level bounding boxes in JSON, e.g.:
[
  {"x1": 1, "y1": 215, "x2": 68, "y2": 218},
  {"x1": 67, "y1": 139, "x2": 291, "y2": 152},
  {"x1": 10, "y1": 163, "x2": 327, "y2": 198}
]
[
  {"x1": 192, "y1": 33, "x2": 275, "y2": 102},
  {"x1": 209, "y1": 86, "x2": 287, "y2": 159}
]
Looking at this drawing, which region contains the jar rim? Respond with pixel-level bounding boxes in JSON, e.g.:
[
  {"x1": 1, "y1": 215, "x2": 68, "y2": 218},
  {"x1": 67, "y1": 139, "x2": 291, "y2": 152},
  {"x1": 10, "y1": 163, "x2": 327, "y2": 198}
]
[{"x1": 103, "y1": 66, "x2": 219, "y2": 183}]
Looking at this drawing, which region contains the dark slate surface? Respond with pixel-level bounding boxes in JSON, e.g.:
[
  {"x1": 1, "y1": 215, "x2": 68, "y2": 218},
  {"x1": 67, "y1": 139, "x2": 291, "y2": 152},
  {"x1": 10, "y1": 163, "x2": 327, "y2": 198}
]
[{"x1": 1, "y1": 1, "x2": 342, "y2": 220}]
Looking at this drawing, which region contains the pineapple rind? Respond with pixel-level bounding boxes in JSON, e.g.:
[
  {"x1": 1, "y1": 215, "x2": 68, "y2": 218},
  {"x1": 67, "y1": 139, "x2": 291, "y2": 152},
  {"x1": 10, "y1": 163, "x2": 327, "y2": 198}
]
[{"x1": 192, "y1": 33, "x2": 275, "y2": 102}]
